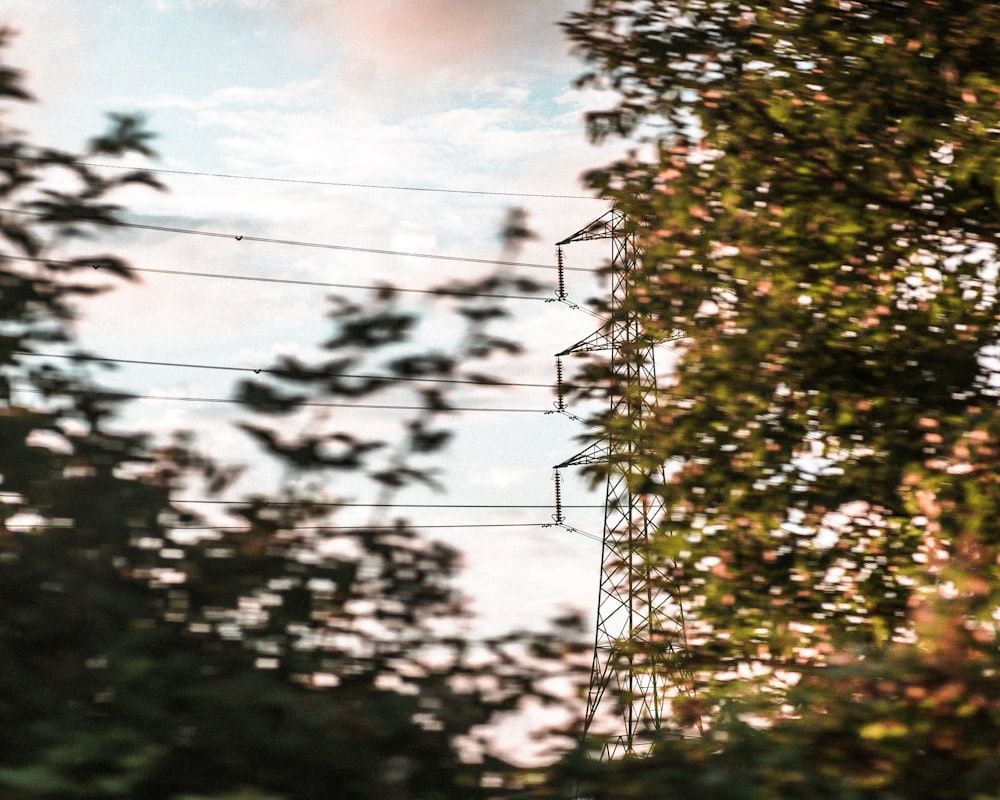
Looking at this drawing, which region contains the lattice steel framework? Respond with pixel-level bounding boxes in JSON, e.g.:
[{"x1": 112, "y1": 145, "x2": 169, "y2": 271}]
[{"x1": 553, "y1": 209, "x2": 691, "y2": 759}]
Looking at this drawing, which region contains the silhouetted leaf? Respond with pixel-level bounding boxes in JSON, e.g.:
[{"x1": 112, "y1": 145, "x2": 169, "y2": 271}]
[
  {"x1": 235, "y1": 379, "x2": 307, "y2": 414},
  {"x1": 387, "y1": 353, "x2": 454, "y2": 377},
  {"x1": 88, "y1": 113, "x2": 157, "y2": 158}
]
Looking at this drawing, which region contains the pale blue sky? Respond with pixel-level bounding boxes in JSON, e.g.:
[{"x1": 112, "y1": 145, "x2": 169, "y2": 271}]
[{"x1": 4, "y1": 0, "x2": 626, "y2": 631}]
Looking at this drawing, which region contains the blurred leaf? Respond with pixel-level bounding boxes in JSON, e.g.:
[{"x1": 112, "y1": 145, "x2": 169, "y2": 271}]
[
  {"x1": 88, "y1": 113, "x2": 157, "y2": 158},
  {"x1": 235, "y1": 379, "x2": 307, "y2": 414}
]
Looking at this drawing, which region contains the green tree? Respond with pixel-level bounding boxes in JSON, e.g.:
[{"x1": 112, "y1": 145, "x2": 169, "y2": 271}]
[
  {"x1": 0, "y1": 30, "x2": 586, "y2": 799},
  {"x1": 559, "y1": 1, "x2": 1000, "y2": 796}
]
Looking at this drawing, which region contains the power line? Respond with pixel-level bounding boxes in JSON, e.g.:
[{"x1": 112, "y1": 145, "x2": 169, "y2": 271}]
[
  {"x1": 1, "y1": 488, "x2": 605, "y2": 541},
  {"x1": 2, "y1": 517, "x2": 603, "y2": 542},
  {"x1": 5, "y1": 253, "x2": 603, "y2": 319},
  {"x1": 172, "y1": 498, "x2": 601, "y2": 509},
  {"x1": 0, "y1": 491, "x2": 599, "y2": 509},
  {"x1": 0, "y1": 487, "x2": 603, "y2": 532},
  {"x1": 2, "y1": 520, "x2": 549, "y2": 532},
  {"x1": 0, "y1": 156, "x2": 598, "y2": 201},
  {"x1": 3, "y1": 254, "x2": 556, "y2": 302},
  {"x1": 10, "y1": 383, "x2": 555, "y2": 415},
  {"x1": 13, "y1": 350, "x2": 554, "y2": 389},
  {"x1": 0, "y1": 208, "x2": 594, "y2": 273}
]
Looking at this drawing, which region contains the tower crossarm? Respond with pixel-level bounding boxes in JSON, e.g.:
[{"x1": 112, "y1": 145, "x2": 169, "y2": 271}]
[
  {"x1": 556, "y1": 327, "x2": 614, "y2": 356},
  {"x1": 556, "y1": 207, "x2": 624, "y2": 245},
  {"x1": 554, "y1": 440, "x2": 611, "y2": 469},
  {"x1": 557, "y1": 327, "x2": 682, "y2": 357}
]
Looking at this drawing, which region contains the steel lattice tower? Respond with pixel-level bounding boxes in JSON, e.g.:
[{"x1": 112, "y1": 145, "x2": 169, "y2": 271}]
[{"x1": 553, "y1": 208, "x2": 691, "y2": 759}]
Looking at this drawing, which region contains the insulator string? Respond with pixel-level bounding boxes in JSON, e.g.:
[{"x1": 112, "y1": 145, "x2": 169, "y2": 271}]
[
  {"x1": 555, "y1": 356, "x2": 566, "y2": 412},
  {"x1": 552, "y1": 469, "x2": 565, "y2": 525},
  {"x1": 556, "y1": 246, "x2": 567, "y2": 301}
]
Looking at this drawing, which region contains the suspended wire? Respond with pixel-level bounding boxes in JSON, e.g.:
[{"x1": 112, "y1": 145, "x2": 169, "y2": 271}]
[
  {"x1": 1, "y1": 485, "x2": 606, "y2": 540},
  {"x1": 0, "y1": 156, "x2": 598, "y2": 201},
  {"x1": 12, "y1": 350, "x2": 554, "y2": 389},
  {"x1": 0, "y1": 491, "x2": 598, "y2": 510},
  {"x1": 2, "y1": 520, "x2": 552, "y2": 532},
  {"x1": 4, "y1": 253, "x2": 602, "y2": 319},
  {"x1": 562, "y1": 526, "x2": 603, "y2": 544},
  {"x1": 170, "y1": 498, "x2": 601, "y2": 509},
  {"x1": 8, "y1": 383, "x2": 551, "y2": 414},
  {"x1": 3, "y1": 254, "x2": 555, "y2": 302},
  {"x1": 2, "y1": 516, "x2": 605, "y2": 542},
  {"x1": 172, "y1": 523, "x2": 548, "y2": 531},
  {"x1": 543, "y1": 521, "x2": 603, "y2": 544},
  {"x1": 0, "y1": 208, "x2": 593, "y2": 273},
  {"x1": 135, "y1": 264, "x2": 553, "y2": 301}
]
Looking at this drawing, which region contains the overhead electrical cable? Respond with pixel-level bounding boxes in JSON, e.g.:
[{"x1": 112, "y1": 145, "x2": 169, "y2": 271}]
[
  {"x1": 170, "y1": 498, "x2": 602, "y2": 509},
  {"x1": 133, "y1": 264, "x2": 554, "y2": 302},
  {"x1": 5, "y1": 254, "x2": 603, "y2": 319},
  {"x1": 0, "y1": 208, "x2": 593, "y2": 272},
  {"x1": 10, "y1": 383, "x2": 555, "y2": 415},
  {"x1": 167, "y1": 523, "x2": 546, "y2": 531},
  {"x1": 12, "y1": 350, "x2": 554, "y2": 389},
  {"x1": 3, "y1": 254, "x2": 556, "y2": 302},
  {"x1": 2, "y1": 518, "x2": 604, "y2": 542},
  {"x1": 1, "y1": 521, "x2": 564, "y2": 533},
  {"x1": 0, "y1": 486, "x2": 606, "y2": 542},
  {"x1": 0, "y1": 493, "x2": 600, "y2": 509},
  {"x1": 4, "y1": 520, "x2": 548, "y2": 532},
  {"x1": 0, "y1": 156, "x2": 598, "y2": 200}
]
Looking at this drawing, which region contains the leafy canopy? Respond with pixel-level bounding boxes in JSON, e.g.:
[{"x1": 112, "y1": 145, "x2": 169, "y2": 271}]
[{"x1": 560, "y1": 1, "x2": 1000, "y2": 795}]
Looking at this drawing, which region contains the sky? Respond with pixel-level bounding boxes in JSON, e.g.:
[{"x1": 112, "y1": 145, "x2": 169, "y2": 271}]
[{"x1": 2, "y1": 0, "x2": 635, "y2": 634}]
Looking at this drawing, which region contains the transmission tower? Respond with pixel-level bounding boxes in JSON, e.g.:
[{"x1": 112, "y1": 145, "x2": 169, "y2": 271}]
[{"x1": 552, "y1": 208, "x2": 692, "y2": 759}]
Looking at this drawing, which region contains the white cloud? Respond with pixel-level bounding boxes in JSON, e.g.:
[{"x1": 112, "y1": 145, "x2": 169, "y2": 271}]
[{"x1": 281, "y1": 0, "x2": 575, "y2": 74}]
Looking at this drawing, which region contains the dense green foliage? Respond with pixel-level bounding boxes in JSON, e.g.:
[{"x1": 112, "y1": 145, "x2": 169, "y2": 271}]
[{"x1": 561, "y1": 0, "x2": 1000, "y2": 796}]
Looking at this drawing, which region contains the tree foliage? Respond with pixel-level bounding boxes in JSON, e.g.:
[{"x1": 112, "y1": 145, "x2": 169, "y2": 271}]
[
  {"x1": 560, "y1": 1, "x2": 1000, "y2": 795},
  {"x1": 0, "y1": 29, "x2": 587, "y2": 799}
]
